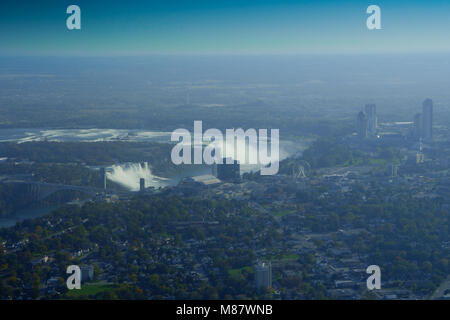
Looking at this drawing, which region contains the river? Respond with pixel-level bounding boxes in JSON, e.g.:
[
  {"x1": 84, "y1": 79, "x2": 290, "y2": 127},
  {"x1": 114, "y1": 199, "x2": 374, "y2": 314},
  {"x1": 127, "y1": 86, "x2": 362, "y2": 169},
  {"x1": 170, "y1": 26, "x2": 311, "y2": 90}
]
[
  {"x1": 0, "y1": 127, "x2": 311, "y2": 227},
  {"x1": 0, "y1": 205, "x2": 61, "y2": 228}
]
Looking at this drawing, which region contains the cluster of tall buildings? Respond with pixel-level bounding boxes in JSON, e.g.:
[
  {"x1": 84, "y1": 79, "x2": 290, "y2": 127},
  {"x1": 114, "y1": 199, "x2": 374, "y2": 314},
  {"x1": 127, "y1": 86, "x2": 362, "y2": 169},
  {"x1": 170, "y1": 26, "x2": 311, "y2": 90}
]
[
  {"x1": 356, "y1": 104, "x2": 378, "y2": 138},
  {"x1": 356, "y1": 99, "x2": 433, "y2": 141},
  {"x1": 413, "y1": 99, "x2": 433, "y2": 141}
]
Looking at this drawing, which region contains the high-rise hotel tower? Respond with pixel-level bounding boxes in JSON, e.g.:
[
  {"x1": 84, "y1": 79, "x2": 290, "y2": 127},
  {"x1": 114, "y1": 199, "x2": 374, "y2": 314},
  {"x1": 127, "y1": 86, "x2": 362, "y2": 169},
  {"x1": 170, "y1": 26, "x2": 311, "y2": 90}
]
[{"x1": 422, "y1": 98, "x2": 433, "y2": 140}]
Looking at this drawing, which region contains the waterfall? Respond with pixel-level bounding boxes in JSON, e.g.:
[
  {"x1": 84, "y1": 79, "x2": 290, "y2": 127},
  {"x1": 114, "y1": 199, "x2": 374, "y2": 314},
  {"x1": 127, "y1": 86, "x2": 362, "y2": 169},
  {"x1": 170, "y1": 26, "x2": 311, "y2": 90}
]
[{"x1": 106, "y1": 162, "x2": 168, "y2": 191}]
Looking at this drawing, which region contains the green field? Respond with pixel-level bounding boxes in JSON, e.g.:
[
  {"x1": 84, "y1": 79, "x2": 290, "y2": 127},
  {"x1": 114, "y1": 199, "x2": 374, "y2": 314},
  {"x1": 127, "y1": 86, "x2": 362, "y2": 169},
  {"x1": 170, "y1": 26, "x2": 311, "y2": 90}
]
[
  {"x1": 268, "y1": 254, "x2": 300, "y2": 262},
  {"x1": 270, "y1": 209, "x2": 294, "y2": 217},
  {"x1": 368, "y1": 158, "x2": 388, "y2": 165},
  {"x1": 228, "y1": 266, "x2": 254, "y2": 281},
  {"x1": 65, "y1": 283, "x2": 116, "y2": 298}
]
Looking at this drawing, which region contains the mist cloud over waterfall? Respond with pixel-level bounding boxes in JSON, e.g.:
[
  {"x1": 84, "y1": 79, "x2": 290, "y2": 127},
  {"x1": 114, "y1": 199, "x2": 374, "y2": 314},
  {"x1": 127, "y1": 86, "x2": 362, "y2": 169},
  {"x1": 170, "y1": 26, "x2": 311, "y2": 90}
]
[
  {"x1": 211, "y1": 139, "x2": 309, "y2": 173},
  {"x1": 106, "y1": 162, "x2": 169, "y2": 191}
]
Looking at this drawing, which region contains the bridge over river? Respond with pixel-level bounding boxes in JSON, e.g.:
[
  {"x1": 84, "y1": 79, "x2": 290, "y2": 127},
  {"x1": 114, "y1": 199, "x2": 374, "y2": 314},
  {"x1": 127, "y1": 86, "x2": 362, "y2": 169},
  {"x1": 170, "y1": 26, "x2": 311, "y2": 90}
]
[{"x1": 1, "y1": 176, "x2": 106, "y2": 200}]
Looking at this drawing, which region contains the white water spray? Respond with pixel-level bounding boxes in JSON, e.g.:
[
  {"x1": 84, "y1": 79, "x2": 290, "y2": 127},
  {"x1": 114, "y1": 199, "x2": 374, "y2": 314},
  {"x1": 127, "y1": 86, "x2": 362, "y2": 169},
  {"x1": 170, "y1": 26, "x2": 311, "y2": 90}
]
[{"x1": 106, "y1": 162, "x2": 169, "y2": 191}]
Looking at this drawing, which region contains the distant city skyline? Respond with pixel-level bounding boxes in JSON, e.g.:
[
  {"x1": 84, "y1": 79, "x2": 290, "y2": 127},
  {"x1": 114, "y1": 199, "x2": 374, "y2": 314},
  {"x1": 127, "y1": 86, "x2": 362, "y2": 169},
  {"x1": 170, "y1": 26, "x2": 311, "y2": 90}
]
[{"x1": 2, "y1": 0, "x2": 450, "y2": 55}]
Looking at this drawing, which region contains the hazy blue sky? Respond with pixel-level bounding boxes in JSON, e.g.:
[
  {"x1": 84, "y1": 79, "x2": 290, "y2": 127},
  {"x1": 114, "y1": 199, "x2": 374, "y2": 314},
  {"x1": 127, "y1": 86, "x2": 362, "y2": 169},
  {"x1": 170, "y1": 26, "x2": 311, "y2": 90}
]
[{"x1": 1, "y1": 0, "x2": 450, "y2": 55}]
